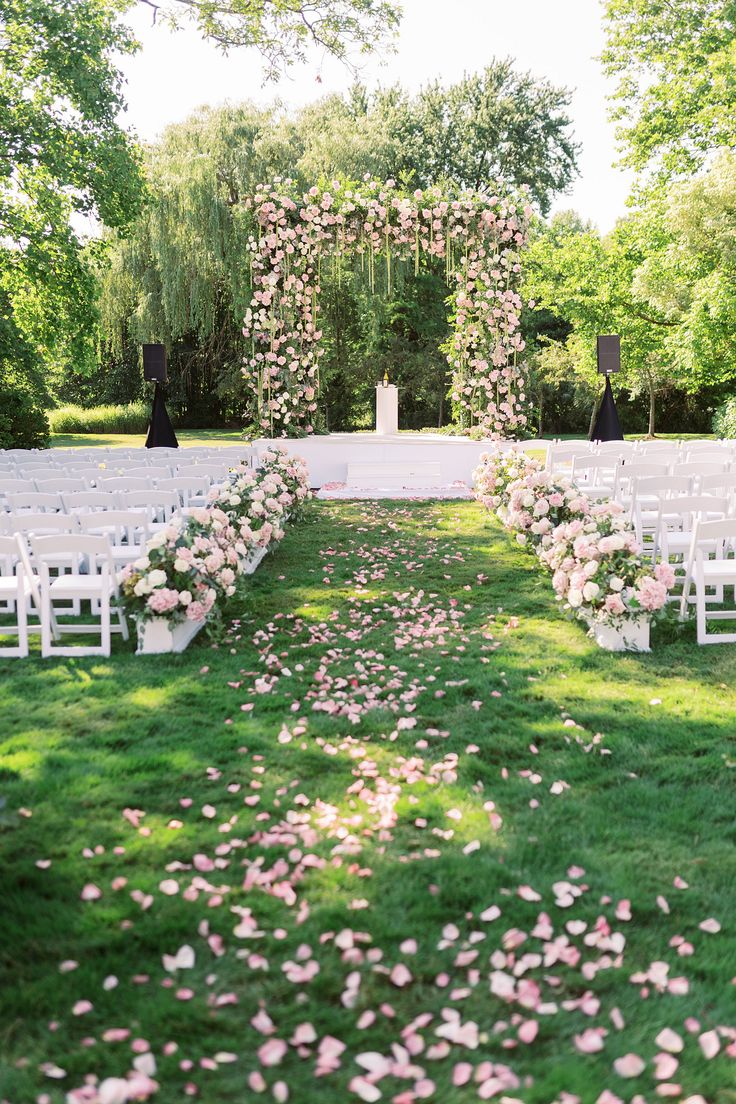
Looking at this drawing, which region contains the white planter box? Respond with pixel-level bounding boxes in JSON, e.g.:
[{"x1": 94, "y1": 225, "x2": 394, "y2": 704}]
[
  {"x1": 244, "y1": 545, "x2": 268, "y2": 575},
  {"x1": 589, "y1": 618, "x2": 651, "y2": 653},
  {"x1": 136, "y1": 617, "x2": 204, "y2": 655}
]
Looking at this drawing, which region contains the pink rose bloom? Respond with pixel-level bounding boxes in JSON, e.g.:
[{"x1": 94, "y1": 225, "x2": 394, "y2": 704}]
[
  {"x1": 548, "y1": 492, "x2": 564, "y2": 507},
  {"x1": 654, "y1": 562, "x2": 676, "y2": 588},
  {"x1": 186, "y1": 601, "x2": 206, "y2": 622},
  {"x1": 604, "y1": 593, "x2": 626, "y2": 616},
  {"x1": 552, "y1": 570, "x2": 569, "y2": 594},
  {"x1": 147, "y1": 588, "x2": 180, "y2": 614},
  {"x1": 636, "y1": 576, "x2": 668, "y2": 611}
]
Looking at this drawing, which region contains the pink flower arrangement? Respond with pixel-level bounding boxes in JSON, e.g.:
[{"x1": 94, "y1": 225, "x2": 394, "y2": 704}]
[
  {"x1": 474, "y1": 449, "x2": 673, "y2": 630},
  {"x1": 120, "y1": 448, "x2": 310, "y2": 632},
  {"x1": 243, "y1": 179, "x2": 531, "y2": 437}
]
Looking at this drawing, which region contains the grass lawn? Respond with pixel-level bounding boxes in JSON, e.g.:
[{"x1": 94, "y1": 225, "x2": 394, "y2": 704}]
[
  {"x1": 50, "y1": 429, "x2": 247, "y2": 449},
  {"x1": 1, "y1": 500, "x2": 735, "y2": 1103}
]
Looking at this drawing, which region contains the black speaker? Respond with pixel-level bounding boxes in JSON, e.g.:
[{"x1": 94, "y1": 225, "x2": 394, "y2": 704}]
[
  {"x1": 597, "y1": 335, "x2": 621, "y2": 375},
  {"x1": 143, "y1": 343, "x2": 167, "y2": 383}
]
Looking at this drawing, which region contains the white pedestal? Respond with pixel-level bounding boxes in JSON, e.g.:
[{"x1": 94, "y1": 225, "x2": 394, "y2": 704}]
[{"x1": 376, "y1": 385, "x2": 399, "y2": 435}]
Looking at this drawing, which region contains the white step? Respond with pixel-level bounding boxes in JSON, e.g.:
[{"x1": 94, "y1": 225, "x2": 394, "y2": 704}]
[{"x1": 346, "y1": 461, "x2": 442, "y2": 489}]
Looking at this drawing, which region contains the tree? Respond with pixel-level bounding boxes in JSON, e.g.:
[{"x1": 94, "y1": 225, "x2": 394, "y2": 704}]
[
  {"x1": 371, "y1": 63, "x2": 579, "y2": 214},
  {"x1": 137, "y1": 0, "x2": 401, "y2": 80},
  {"x1": 602, "y1": 0, "x2": 736, "y2": 177},
  {"x1": 524, "y1": 210, "x2": 678, "y2": 436},
  {"x1": 0, "y1": 0, "x2": 145, "y2": 385},
  {"x1": 632, "y1": 149, "x2": 736, "y2": 391}
]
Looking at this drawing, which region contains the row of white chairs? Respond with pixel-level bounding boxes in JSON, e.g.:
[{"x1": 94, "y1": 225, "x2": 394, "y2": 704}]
[
  {"x1": 0, "y1": 532, "x2": 129, "y2": 658},
  {"x1": 0, "y1": 471, "x2": 235, "y2": 507},
  {"x1": 0, "y1": 483, "x2": 209, "y2": 512}
]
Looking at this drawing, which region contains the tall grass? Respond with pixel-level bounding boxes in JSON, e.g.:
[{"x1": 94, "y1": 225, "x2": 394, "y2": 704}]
[{"x1": 48, "y1": 402, "x2": 153, "y2": 434}]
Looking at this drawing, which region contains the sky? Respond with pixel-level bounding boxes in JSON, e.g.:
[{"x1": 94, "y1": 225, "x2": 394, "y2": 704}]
[{"x1": 117, "y1": 0, "x2": 635, "y2": 232}]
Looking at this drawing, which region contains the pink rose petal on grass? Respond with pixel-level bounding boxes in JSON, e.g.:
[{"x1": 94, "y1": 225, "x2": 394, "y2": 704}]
[
  {"x1": 72, "y1": 1000, "x2": 93, "y2": 1016},
  {"x1": 348, "y1": 1077, "x2": 381, "y2": 1102},
  {"x1": 258, "y1": 1038, "x2": 287, "y2": 1067},
  {"x1": 390, "y1": 963, "x2": 413, "y2": 987},
  {"x1": 655, "y1": 1029, "x2": 683, "y2": 1053},
  {"x1": 518, "y1": 1020, "x2": 538, "y2": 1044},
  {"x1": 699, "y1": 1030, "x2": 720, "y2": 1059},
  {"x1": 613, "y1": 1053, "x2": 645, "y2": 1078},
  {"x1": 699, "y1": 917, "x2": 721, "y2": 934},
  {"x1": 574, "y1": 1029, "x2": 605, "y2": 1054},
  {"x1": 80, "y1": 883, "x2": 102, "y2": 901},
  {"x1": 654, "y1": 1052, "x2": 679, "y2": 1080},
  {"x1": 452, "y1": 1062, "x2": 473, "y2": 1087}
]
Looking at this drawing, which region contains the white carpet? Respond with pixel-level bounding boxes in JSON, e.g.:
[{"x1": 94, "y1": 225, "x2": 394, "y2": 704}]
[{"x1": 315, "y1": 482, "x2": 473, "y2": 500}]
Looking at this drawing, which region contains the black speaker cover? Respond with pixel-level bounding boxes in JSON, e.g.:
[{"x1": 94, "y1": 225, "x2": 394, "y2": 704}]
[
  {"x1": 143, "y1": 343, "x2": 167, "y2": 382},
  {"x1": 591, "y1": 376, "x2": 624, "y2": 442},
  {"x1": 597, "y1": 334, "x2": 621, "y2": 375},
  {"x1": 145, "y1": 383, "x2": 179, "y2": 448}
]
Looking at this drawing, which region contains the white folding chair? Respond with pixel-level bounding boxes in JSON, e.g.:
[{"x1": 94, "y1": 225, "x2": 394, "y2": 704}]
[
  {"x1": 6, "y1": 492, "x2": 63, "y2": 514},
  {"x1": 35, "y1": 477, "x2": 89, "y2": 493},
  {"x1": 124, "y1": 465, "x2": 173, "y2": 480},
  {"x1": 0, "y1": 535, "x2": 31, "y2": 656},
  {"x1": 78, "y1": 510, "x2": 149, "y2": 568},
  {"x1": 570, "y1": 455, "x2": 617, "y2": 497},
  {"x1": 699, "y1": 472, "x2": 736, "y2": 507},
  {"x1": 6, "y1": 512, "x2": 80, "y2": 535},
  {"x1": 630, "y1": 475, "x2": 691, "y2": 549},
  {"x1": 614, "y1": 461, "x2": 671, "y2": 505},
  {"x1": 156, "y1": 477, "x2": 210, "y2": 509},
  {"x1": 62, "y1": 491, "x2": 118, "y2": 514},
  {"x1": 654, "y1": 495, "x2": 729, "y2": 599},
  {"x1": 18, "y1": 467, "x2": 60, "y2": 483},
  {"x1": 177, "y1": 462, "x2": 231, "y2": 480},
  {"x1": 547, "y1": 443, "x2": 592, "y2": 474},
  {"x1": 0, "y1": 478, "x2": 34, "y2": 507},
  {"x1": 673, "y1": 461, "x2": 730, "y2": 492},
  {"x1": 30, "y1": 533, "x2": 129, "y2": 657},
  {"x1": 117, "y1": 490, "x2": 179, "y2": 530},
  {"x1": 97, "y1": 477, "x2": 155, "y2": 494},
  {"x1": 680, "y1": 518, "x2": 736, "y2": 643}
]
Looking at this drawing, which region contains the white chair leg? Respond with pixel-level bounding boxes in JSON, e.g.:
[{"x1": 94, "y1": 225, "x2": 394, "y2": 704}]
[
  {"x1": 41, "y1": 581, "x2": 53, "y2": 658},
  {"x1": 18, "y1": 583, "x2": 29, "y2": 657},
  {"x1": 100, "y1": 592, "x2": 111, "y2": 657}
]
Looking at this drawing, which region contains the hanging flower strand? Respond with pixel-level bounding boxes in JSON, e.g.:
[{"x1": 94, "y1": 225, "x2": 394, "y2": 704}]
[{"x1": 242, "y1": 177, "x2": 532, "y2": 437}]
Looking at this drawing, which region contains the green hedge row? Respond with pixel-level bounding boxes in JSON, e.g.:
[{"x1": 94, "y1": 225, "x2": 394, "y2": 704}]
[{"x1": 48, "y1": 403, "x2": 153, "y2": 435}]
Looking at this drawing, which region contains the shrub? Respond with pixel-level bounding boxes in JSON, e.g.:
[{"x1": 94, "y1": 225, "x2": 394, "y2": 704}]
[
  {"x1": 712, "y1": 396, "x2": 736, "y2": 438},
  {"x1": 0, "y1": 379, "x2": 50, "y2": 449},
  {"x1": 48, "y1": 402, "x2": 152, "y2": 435}
]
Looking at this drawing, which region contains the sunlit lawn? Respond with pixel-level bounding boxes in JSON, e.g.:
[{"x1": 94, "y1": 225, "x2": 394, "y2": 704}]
[
  {"x1": 50, "y1": 429, "x2": 247, "y2": 449},
  {"x1": 1, "y1": 500, "x2": 735, "y2": 1103}
]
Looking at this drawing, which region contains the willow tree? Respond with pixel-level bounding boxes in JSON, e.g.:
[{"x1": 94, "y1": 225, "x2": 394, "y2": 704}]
[{"x1": 93, "y1": 105, "x2": 288, "y2": 419}]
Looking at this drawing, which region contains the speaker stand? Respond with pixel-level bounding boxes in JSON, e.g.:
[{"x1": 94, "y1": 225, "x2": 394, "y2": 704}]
[
  {"x1": 590, "y1": 376, "x2": 623, "y2": 442},
  {"x1": 145, "y1": 383, "x2": 179, "y2": 449}
]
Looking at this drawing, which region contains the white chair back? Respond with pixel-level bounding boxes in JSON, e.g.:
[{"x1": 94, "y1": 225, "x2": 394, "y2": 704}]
[{"x1": 6, "y1": 492, "x2": 63, "y2": 514}]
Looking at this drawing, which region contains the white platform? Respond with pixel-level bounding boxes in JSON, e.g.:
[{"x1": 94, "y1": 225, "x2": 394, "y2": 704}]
[{"x1": 253, "y1": 433, "x2": 496, "y2": 490}]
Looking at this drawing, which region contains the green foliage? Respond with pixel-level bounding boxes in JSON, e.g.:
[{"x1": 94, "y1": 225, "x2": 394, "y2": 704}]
[
  {"x1": 146, "y1": 0, "x2": 401, "y2": 81},
  {"x1": 48, "y1": 402, "x2": 151, "y2": 435},
  {"x1": 524, "y1": 209, "x2": 680, "y2": 435},
  {"x1": 0, "y1": 288, "x2": 49, "y2": 448},
  {"x1": 712, "y1": 394, "x2": 736, "y2": 437},
  {"x1": 0, "y1": 0, "x2": 146, "y2": 378},
  {"x1": 602, "y1": 0, "x2": 736, "y2": 177},
  {"x1": 0, "y1": 379, "x2": 49, "y2": 449},
  {"x1": 632, "y1": 150, "x2": 736, "y2": 391}
]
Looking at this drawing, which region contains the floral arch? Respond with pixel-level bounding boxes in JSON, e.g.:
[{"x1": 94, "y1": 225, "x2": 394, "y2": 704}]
[{"x1": 242, "y1": 177, "x2": 531, "y2": 437}]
